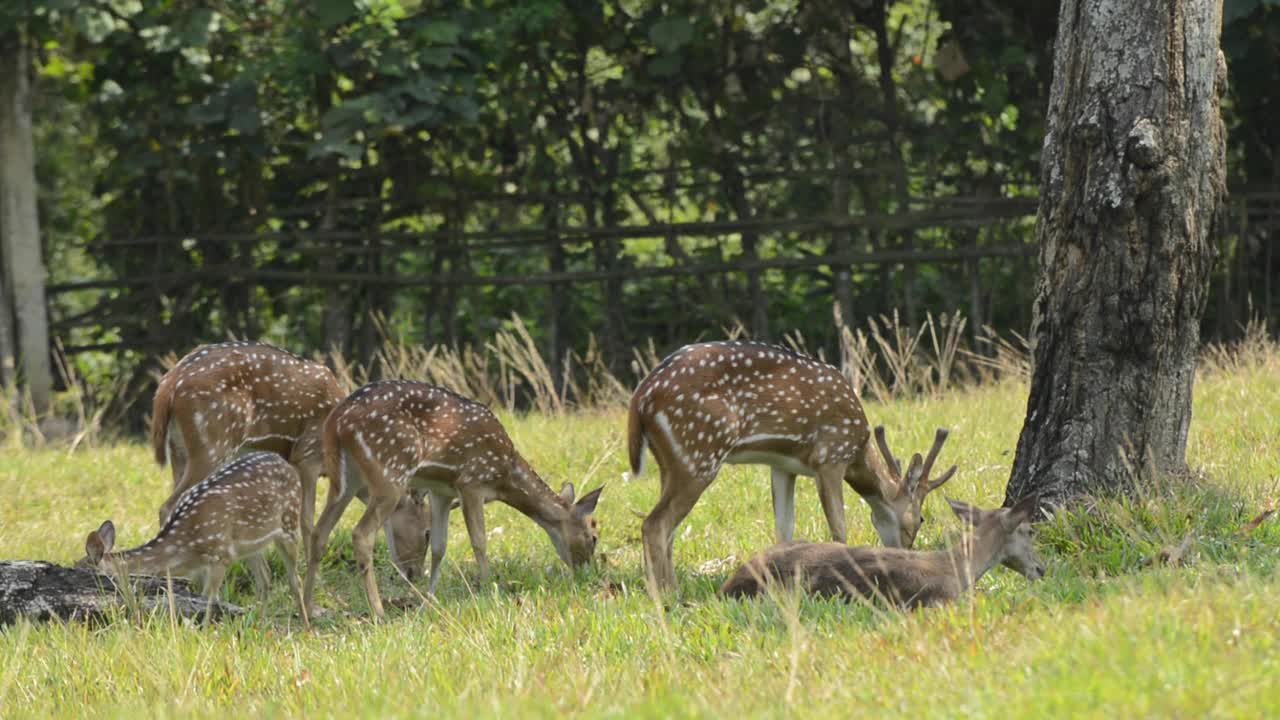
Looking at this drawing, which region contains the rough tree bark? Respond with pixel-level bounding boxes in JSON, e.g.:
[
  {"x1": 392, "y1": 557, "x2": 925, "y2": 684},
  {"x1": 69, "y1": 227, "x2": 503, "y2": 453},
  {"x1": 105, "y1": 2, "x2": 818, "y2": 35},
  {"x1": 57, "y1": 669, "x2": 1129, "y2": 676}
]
[
  {"x1": 0, "y1": 561, "x2": 242, "y2": 624},
  {"x1": 1004, "y1": 0, "x2": 1227, "y2": 507},
  {"x1": 0, "y1": 28, "x2": 53, "y2": 414},
  {"x1": 0, "y1": 236, "x2": 14, "y2": 390}
]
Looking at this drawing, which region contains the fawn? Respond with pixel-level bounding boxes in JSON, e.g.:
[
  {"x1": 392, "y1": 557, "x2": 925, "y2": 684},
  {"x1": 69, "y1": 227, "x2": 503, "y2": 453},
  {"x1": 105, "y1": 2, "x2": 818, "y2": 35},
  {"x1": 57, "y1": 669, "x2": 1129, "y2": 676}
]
[
  {"x1": 720, "y1": 495, "x2": 1045, "y2": 606},
  {"x1": 76, "y1": 452, "x2": 309, "y2": 625}
]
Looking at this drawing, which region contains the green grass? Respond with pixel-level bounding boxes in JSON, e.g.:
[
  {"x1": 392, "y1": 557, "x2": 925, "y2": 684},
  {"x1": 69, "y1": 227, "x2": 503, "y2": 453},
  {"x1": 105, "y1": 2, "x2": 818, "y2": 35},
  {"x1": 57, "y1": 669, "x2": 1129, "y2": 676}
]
[{"x1": 2, "y1": 364, "x2": 1279, "y2": 718}]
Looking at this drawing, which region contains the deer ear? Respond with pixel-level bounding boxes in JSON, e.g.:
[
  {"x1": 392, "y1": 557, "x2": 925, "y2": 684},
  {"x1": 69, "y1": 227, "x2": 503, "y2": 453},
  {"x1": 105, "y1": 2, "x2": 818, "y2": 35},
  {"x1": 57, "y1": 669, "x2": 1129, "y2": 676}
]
[
  {"x1": 573, "y1": 486, "x2": 604, "y2": 518},
  {"x1": 946, "y1": 498, "x2": 982, "y2": 526},
  {"x1": 97, "y1": 520, "x2": 116, "y2": 553},
  {"x1": 1003, "y1": 495, "x2": 1039, "y2": 530},
  {"x1": 84, "y1": 532, "x2": 104, "y2": 564},
  {"x1": 559, "y1": 481, "x2": 576, "y2": 504}
]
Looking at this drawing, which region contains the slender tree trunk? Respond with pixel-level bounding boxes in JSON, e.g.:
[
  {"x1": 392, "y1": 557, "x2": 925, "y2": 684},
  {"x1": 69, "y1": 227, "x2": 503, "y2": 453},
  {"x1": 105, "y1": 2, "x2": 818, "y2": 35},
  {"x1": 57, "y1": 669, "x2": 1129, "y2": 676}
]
[
  {"x1": 1004, "y1": 0, "x2": 1227, "y2": 507},
  {"x1": 0, "y1": 28, "x2": 52, "y2": 414},
  {"x1": 0, "y1": 231, "x2": 14, "y2": 390}
]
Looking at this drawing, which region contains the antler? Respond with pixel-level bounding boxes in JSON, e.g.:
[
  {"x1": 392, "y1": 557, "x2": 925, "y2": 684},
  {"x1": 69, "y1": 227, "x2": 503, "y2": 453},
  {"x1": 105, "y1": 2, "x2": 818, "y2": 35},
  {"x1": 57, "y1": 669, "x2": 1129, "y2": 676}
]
[
  {"x1": 921, "y1": 427, "x2": 957, "y2": 492},
  {"x1": 873, "y1": 426, "x2": 902, "y2": 478}
]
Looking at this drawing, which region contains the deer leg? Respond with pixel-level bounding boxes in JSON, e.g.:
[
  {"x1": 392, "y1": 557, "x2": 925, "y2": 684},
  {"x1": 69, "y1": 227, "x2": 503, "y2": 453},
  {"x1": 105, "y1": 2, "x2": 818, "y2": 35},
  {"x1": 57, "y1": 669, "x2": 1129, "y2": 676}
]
[
  {"x1": 201, "y1": 563, "x2": 228, "y2": 625},
  {"x1": 303, "y1": 472, "x2": 358, "y2": 617},
  {"x1": 273, "y1": 534, "x2": 309, "y2": 628},
  {"x1": 351, "y1": 491, "x2": 399, "y2": 621},
  {"x1": 816, "y1": 463, "x2": 848, "y2": 543},
  {"x1": 294, "y1": 460, "x2": 319, "y2": 566},
  {"x1": 167, "y1": 429, "x2": 188, "y2": 491},
  {"x1": 248, "y1": 555, "x2": 272, "y2": 606},
  {"x1": 459, "y1": 489, "x2": 489, "y2": 585},
  {"x1": 426, "y1": 490, "x2": 453, "y2": 595},
  {"x1": 770, "y1": 468, "x2": 798, "y2": 542},
  {"x1": 642, "y1": 465, "x2": 712, "y2": 592}
]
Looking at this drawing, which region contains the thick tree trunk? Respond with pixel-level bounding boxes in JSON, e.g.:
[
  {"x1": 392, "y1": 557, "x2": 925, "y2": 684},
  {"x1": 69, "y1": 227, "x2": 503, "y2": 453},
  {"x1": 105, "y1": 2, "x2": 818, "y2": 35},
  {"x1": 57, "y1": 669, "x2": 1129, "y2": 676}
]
[
  {"x1": 1004, "y1": 0, "x2": 1227, "y2": 507},
  {"x1": 0, "y1": 29, "x2": 52, "y2": 414}
]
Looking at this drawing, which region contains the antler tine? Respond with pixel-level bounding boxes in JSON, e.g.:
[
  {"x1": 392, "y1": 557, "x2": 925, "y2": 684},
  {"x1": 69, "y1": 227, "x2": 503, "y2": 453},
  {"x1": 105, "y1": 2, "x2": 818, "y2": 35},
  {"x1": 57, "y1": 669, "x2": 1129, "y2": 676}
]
[
  {"x1": 919, "y1": 427, "x2": 950, "y2": 480},
  {"x1": 904, "y1": 452, "x2": 925, "y2": 492},
  {"x1": 873, "y1": 425, "x2": 901, "y2": 478}
]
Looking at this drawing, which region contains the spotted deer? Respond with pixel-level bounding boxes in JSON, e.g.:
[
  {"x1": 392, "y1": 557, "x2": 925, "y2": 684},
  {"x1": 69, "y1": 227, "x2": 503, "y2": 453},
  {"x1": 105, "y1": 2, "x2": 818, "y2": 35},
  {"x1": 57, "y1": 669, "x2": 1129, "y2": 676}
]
[
  {"x1": 150, "y1": 341, "x2": 432, "y2": 581},
  {"x1": 76, "y1": 452, "x2": 309, "y2": 624},
  {"x1": 720, "y1": 495, "x2": 1045, "y2": 605},
  {"x1": 627, "y1": 341, "x2": 957, "y2": 589},
  {"x1": 305, "y1": 380, "x2": 604, "y2": 620}
]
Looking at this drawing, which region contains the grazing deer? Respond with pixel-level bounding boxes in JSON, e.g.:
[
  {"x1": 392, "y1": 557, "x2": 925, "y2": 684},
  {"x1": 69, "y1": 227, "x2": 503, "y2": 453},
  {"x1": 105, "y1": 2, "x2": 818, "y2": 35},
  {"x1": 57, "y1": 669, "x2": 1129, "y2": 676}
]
[
  {"x1": 305, "y1": 380, "x2": 604, "y2": 620},
  {"x1": 719, "y1": 495, "x2": 1046, "y2": 605},
  {"x1": 627, "y1": 341, "x2": 957, "y2": 589},
  {"x1": 150, "y1": 341, "x2": 432, "y2": 581},
  {"x1": 76, "y1": 452, "x2": 309, "y2": 625}
]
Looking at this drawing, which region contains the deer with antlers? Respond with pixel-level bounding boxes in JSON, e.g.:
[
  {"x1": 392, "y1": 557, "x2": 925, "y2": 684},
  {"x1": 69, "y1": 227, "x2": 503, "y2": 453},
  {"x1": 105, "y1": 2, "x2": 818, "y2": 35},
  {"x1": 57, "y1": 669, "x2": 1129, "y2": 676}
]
[
  {"x1": 76, "y1": 452, "x2": 310, "y2": 624},
  {"x1": 305, "y1": 379, "x2": 604, "y2": 620},
  {"x1": 150, "y1": 341, "x2": 432, "y2": 584},
  {"x1": 719, "y1": 495, "x2": 1046, "y2": 605},
  {"x1": 627, "y1": 341, "x2": 957, "y2": 589}
]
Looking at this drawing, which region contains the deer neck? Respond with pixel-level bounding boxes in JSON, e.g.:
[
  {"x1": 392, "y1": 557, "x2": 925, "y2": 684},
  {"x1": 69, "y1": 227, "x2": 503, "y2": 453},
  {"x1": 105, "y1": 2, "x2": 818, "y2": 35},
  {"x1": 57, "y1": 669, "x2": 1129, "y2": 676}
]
[
  {"x1": 496, "y1": 456, "x2": 571, "y2": 526},
  {"x1": 847, "y1": 433, "x2": 901, "y2": 501},
  {"x1": 496, "y1": 457, "x2": 574, "y2": 563},
  {"x1": 102, "y1": 538, "x2": 175, "y2": 577},
  {"x1": 943, "y1": 523, "x2": 1006, "y2": 591}
]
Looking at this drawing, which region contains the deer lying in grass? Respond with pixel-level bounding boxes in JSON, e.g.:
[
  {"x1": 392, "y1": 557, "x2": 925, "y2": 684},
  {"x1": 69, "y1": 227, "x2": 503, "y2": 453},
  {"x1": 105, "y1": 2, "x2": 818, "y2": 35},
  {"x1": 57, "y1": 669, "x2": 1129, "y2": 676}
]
[
  {"x1": 76, "y1": 452, "x2": 309, "y2": 625},
  {"x1": 305, "y1": 380, "x2": 604, "y2": 620},
  {"x1": 720, "y1": 495, "x2": 1045, "y2": 607},
  {"x1": 628, "y1": 340, "x2": 957, "y2": 589},
  {"x1": 150, "y1": 341, "x2": 432, "y2": 581}
]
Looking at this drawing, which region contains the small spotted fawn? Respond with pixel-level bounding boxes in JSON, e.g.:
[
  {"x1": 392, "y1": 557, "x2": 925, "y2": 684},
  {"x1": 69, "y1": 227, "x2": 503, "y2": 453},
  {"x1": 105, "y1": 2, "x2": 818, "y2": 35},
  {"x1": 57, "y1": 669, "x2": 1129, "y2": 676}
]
[
  {"x1": 76, "y1": 452, "x2": 309, "y2": 625},
  {"x1": 720, "y1": 495, "x2": 1046, "y2": 606},
  {"x1": 306, "y1": 380, "x2": 604, "y2": 620},
  {"x1": 628, "y1": 340, "x2": 957, "y2": 589},
  {"x1": 150, "y1": 341, "x2": 432, "y2": 578}
]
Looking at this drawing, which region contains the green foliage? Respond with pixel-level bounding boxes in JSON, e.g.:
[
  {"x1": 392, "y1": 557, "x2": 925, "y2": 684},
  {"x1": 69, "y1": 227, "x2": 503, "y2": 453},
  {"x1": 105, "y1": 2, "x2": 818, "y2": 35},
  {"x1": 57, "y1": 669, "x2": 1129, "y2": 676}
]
[
  {"x1": 13, "y1": 0, "x2": 1273, "y2": 423},
  {"x1": 1, "y1": 366, "x2": 1279, "y2": 715}
]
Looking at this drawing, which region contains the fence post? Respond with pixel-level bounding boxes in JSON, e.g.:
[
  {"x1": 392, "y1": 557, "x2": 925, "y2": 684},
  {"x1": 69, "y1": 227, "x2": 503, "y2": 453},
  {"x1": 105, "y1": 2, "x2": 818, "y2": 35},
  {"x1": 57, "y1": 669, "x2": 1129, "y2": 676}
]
[{"x1": 545, "y1": 200, "x2": 567, "y2": 383}]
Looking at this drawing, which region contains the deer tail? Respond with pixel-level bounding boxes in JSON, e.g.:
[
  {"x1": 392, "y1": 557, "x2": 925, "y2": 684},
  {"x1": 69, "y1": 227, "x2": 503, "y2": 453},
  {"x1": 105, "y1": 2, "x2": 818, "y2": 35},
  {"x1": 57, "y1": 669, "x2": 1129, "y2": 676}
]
[
  {"x1": 627, "y1": 394, "x2": 647, "y2": 478},
  {"x1": 322, "y1": 407, "x2": 343, "y2": 487},
  {"x1": 149, "y1": 374, "x2": 176, "y2": 467}
]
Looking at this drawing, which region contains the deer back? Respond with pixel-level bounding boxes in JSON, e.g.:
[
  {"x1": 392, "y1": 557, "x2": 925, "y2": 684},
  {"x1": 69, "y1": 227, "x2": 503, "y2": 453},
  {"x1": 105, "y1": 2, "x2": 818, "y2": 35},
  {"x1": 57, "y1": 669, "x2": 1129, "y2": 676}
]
[
  {"x1": 631, "y1": 341, "x2": 871, "y2": 477},
  {"x1": 720, "y1": 541, "x2": 957, "y2": 607},
  {"x1": 327, "y1": 380, "x2": 524, "y2": 489},
  {"x1": 152, "y1": 342, "x2": 345, "y2": 466},
  {"x1": 79, "y1": 452, "x2": 302, "y2": 575}
]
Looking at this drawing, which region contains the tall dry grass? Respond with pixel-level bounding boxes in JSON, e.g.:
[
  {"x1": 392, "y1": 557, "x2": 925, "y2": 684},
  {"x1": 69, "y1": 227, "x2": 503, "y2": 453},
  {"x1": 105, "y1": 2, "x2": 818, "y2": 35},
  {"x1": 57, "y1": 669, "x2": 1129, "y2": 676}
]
[{"x1": 5, "y1": 308, "x2": 1276, "y2": 450}]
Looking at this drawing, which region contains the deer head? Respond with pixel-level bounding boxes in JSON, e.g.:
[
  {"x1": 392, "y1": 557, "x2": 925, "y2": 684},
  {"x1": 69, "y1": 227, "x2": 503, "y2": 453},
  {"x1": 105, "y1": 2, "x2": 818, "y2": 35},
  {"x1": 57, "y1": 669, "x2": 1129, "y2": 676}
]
[
  {"x1": 549, "y1": 482, "x2": 604, "y2": 567},
  {"x1": 384, "y1": 491, "x2": 431, "y2": 582},
  {"x1": 946, "y1": 495, "x2": 1046, "y2": 580},
  {"x1": 868, "y1": 426, "x2": 958, "y2": 548},
  {"x1": 76, "y1": 520, "x2": 117, "y2": 570}
]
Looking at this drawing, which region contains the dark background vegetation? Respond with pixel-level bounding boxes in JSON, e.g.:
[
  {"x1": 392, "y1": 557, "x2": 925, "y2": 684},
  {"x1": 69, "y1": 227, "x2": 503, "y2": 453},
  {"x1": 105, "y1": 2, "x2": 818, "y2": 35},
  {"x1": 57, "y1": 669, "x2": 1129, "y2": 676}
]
[{"x1": 5, "y1": 0, "x2": 1279, "y2": 425}]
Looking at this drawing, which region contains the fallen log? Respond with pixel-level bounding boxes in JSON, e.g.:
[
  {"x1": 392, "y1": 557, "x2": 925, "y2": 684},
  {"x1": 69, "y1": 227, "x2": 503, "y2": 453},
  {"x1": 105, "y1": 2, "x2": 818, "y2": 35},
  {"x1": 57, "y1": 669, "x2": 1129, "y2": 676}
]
[{"x1": 0, "y1": 560, "x2": 243, "y2": 625}]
